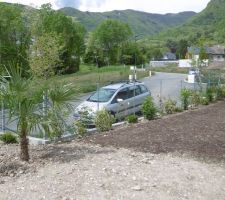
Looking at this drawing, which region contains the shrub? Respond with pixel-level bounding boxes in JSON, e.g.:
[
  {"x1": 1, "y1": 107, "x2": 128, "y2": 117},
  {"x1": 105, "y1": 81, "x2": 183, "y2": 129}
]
[
  {"x1": 125, "y1": 114, "x2": 138, "y2": 123},
  {"x1": 215, "y1": 86, "x2": 224, "y2": 100},
  {"x1": 142, "y1": 96, "x2": 158, "y2": 120},
  {"x1": 94, "y1": 109, "x2": 115, "y2": 132},
  {"x1": 164, "y1": 99, "x2": 177, "y2": 114},
  {"x1": 200, "y1": 96, "x2": 209, "y2": 105},
  {"x1": 174, "y1": 107, "x2": 183, "y2": 112},
  {"x1": 190, "y1": 91, "x2": 201, "y2": 107},
  {"x1": 221, "y1": 86, "x2": 225, "y2": 98},
  {"x1": 206, "y1": 87, "x2": 215, "y2": 102},
  {"x1": 0, "y1": 132, "x2": 18, "y2": 144},
  {"x1": 180, "y1": 88, "x2": 192, "y2": 110},
  {"x1": 74, "y1": 120, "x2": 87, "y2": 136}
]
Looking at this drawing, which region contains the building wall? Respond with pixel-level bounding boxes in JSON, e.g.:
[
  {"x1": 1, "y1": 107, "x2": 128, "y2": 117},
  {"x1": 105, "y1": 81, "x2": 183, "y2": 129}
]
[{"x1": 149, "y1": 60, "x2": 179, "y2": 67}]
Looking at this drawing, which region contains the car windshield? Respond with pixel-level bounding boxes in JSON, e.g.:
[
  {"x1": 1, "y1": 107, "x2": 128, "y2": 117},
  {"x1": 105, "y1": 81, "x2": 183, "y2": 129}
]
[{"x1": 87, "y1": 88, "x2": 116, "y2": 102}]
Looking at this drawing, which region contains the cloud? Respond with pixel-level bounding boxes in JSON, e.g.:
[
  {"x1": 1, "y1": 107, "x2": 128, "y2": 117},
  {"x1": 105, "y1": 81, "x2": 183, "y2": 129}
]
[
  {"x1": 54, "y1": 0, "x2": 108, "y2": 9},
  {"x1": 78, "y1": 0, "x2": 210, "y2": 14},
  {"x1": 55, "y1": 0, "x2": 81, "y2": 8},
  {"x1": 79, "y1": 0, "x2": 107, "y2": 10},
  {"x1": 4, "y1": 0, "x2": 211, "y2": 13}
]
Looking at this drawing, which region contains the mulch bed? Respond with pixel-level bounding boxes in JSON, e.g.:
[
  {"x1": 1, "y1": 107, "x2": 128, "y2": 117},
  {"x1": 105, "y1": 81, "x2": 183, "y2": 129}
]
[{"x1": 83, "y1": 101, "x2": 225, "y2": 163}]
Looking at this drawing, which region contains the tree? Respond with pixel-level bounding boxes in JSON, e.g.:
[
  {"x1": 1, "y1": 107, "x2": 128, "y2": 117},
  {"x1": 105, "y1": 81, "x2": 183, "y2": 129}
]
[
  {"x1": 151, "y1": 48, "x2": 163, "y2": 60},
  {"x1": 31, "y1": 4, "x2": 85, "y2": 74},
  {"x1": 166, "y1": 39, "x2": 178, "y2": 53},
  {"x1": 199, "y1": 46, "x2": 208, "y2": 61},
  {"x1": 29, "y1": 33, "x2": 63, "y2": 78},
  {"x1": 176, "y1": 39, "x2": 188, "y2": 59},
  {"x1": 0, "y1": 3, "x2": 31, "y2": 76},
  {"x1": 0, "y1": 68, "x2": 76, "y2": 161},
  {"x1": 85, "y1": 19, "x2": 133, "y2": 66}
]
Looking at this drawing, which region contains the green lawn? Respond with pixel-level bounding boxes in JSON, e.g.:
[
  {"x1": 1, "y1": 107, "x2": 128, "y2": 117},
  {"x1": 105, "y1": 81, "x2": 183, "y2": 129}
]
[{"x1": 51, "y1": 64, "x2": 149, "y2": 94}]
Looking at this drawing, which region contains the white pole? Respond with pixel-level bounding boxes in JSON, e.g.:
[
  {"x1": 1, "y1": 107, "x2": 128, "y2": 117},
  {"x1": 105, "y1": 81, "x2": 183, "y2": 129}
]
[{"x1": 1, "y1": 83, "x2": 4, "y2": 133}]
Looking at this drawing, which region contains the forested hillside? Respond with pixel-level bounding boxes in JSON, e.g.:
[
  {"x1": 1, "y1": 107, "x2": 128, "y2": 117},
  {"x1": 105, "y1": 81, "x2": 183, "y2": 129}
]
[
  {"x1": 60, "y1": 7, "x2": 196, "y2": 36},
  {"x1": 155, "y1": 0, "x2": 225, "y2": 44}
]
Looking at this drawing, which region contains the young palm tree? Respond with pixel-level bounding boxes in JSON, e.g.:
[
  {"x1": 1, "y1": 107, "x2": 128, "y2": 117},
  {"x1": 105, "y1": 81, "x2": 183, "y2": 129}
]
[{"x1": 0, "y1": 69, "x2": 76, "y2": 161}]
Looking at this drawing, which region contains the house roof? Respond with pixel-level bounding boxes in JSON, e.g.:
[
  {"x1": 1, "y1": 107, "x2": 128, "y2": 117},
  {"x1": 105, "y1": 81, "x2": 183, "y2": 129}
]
[
  {"x1": 163, "y1": 52, "x2": 176, "y2": 60},
  {"x1": 188, "y1": 46, "x2": 200, "y2": 55},
  {"x1": 207, "y1": 45, "x2": 225, "y2": 55},
  {"x1": 188, "y1": 45, "x2": 225, "y2": 55}
]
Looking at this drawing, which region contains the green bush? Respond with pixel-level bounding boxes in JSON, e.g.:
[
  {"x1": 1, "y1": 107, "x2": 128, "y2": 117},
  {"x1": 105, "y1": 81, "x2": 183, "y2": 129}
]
[
  {"x1": 125, "y1": 114, "x2": 138, "y2": 123},
  {"x1": 215, "y1": 86, "x2": 225, "y2": 100},
  {"x1": 94, "y1": 109, "x2": 115, "y2": 132},
  {"x1": 174, "y1": 107, "x2": 183, "y2": 112},
  {"x1": 74, "y1": 120, "x2": 87, "y2": 136},
  {"x1": 0, "y1": 132, "x2": 18, "y2": 144},
  {"x1": 206, "y1": 87, "x2": 215, "y2": 102},
  {"x1": 200, "y1": 96, "x2": 209, "y2": 105},
  {"x1": 164, "y1": 99, "x2": 177, "y2": 114},
  {"x1": 221, "y1": 86, "x2": 225, "y2": 98},
  {"x1": 142, "y1": 96, "x2": 158, "y2": 120},
  {"x1": 180, "y1": 88, "x2": 192, "y2": 110},
  {"x1": 190, "y1": 91, "x2": 201, "y2": 106}
]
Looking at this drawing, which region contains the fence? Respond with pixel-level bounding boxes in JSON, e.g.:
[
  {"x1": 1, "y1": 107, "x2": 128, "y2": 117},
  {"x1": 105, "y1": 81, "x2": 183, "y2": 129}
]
[
  {"x1": 0, "y1": 73, "x2": 222, "y2": 139},
  {"x1": 146, "y1": 78, "x2": 207, "y2": 108}
]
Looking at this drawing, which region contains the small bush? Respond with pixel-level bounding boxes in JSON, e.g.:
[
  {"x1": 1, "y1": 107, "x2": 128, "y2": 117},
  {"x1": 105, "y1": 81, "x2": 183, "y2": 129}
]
[
  {"x1": 0, "y1": 132, "x2": 18, "y2": 144},
  {"x1": 174, "y1": 107, "x2": 183, "y2": 112},
  {"x1": 206, "y1": 87, "x2": 215, "y2": 102},
  {"x1": 180, "y1": 88, "x2": 192, "y2": 110},
  {"x1": 190, "y1": 91, "x2": 201, "y2": 107},
  {"x1": 142, "y1": 96, "x2": 158, "y2": 120},
  {"x1": 164, "y1": 99, "x2": 177, "y2": 114},
  {"x1": 94, "y1": 109, "x2": 115, "y2": 132},
  {"x1": 221, "y1": 86, "x2": 225, "y2": 98},
  {"x1": 74, "y1": 120, "x2": 87, "y2": 136},
  {"x1": 200, "y1": 96, "x2": 209, "y2": 105},
  {"x1": 126, "y1": 114, "x2": 138, "y2": 123},
  {"x1": 215, "y1": 86, "x2": 224, "y2": 100}
]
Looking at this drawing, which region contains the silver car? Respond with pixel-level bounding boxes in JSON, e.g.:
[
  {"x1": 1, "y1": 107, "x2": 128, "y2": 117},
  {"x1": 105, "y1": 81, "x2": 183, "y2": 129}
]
[{"x1": 74, "y1": 81, "x2": 151, "y2": 124}]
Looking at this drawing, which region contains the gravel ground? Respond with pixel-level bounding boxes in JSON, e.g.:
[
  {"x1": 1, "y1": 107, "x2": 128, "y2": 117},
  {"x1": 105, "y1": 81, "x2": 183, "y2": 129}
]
[{"x1": 1, "y1": 101, "x2": 225, "y2": 200}]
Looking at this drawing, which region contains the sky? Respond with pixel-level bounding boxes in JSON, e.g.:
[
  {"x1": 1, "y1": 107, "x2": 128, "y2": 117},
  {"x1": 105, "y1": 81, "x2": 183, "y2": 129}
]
[{"x1": 3, "y1": 0, "x2": 211, "y2": 14}]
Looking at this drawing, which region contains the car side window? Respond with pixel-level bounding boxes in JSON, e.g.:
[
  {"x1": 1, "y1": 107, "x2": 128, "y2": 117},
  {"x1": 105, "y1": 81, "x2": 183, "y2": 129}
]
[
  {"x1": 111, "y1": 88, "x2": 128, "y2": 104},
  {"x1": 127, "y1": 86, "x2": 135, "y2": 98},
  {"x1": 139, "y1": 85, "x2": 148, "y2": 94},
  {"x1": 135, "y1": 85, "x2": 142, "y2": 96},
  {"x1": 127, "y1": 85, "x2": 142, "y2": 98}
]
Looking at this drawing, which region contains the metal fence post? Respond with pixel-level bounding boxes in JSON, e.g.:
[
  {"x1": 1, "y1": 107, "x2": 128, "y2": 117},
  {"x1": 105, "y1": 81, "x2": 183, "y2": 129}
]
[
  {"x1": 1, "y1": 83, "x2": 5, "y2": 134},
  {"x1": 159, "y1": 80, "x2": 163, "y2": 110}
]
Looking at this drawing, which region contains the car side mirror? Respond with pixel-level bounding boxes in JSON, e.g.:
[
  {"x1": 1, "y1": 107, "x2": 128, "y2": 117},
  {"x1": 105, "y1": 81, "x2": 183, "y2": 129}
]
[{"x1": 117, "y1": 98, "x2": 123, "y2": 103}]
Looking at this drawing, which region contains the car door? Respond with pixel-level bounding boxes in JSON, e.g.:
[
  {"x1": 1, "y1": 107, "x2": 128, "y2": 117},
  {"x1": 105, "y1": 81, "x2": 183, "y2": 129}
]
[{"x1": 107, "y1": 87, "x2": 130, "y2": 119}]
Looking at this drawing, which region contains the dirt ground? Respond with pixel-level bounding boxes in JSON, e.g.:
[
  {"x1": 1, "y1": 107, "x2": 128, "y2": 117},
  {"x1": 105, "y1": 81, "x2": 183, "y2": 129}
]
[{"x1": 0, "y1": 101, "x2": 225, "y2": 200}]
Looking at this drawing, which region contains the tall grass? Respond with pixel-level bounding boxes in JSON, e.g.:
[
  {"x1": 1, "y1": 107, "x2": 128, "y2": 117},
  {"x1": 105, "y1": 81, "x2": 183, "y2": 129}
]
[
  {"x1": 150, "y1": 65, "x2": 189, "y2": 74},
  {"x1": 51, "y1": 64, "x2": 149, "y2": 94}
]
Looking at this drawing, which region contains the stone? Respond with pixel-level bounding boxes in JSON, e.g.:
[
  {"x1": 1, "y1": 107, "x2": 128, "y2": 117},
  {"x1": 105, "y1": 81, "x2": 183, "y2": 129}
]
[{"x1": 131, "y1": 185, "x2": 143, "y2": 191}]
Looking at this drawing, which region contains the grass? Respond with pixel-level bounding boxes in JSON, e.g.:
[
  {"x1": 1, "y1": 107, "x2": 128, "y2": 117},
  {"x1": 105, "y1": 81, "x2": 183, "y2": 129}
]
[
  {"x1": 150, "y1": 65, "x2": 189, "y2": 74},
  {"x1": 51, "y1": 64, "x2": 149, "y2": 94}
]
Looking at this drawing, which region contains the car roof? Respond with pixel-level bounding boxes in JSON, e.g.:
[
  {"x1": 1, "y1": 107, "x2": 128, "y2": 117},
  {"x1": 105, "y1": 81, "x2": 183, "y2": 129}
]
[{"x1": 102, "y1": 81, "x2": 144, "y2": 90}]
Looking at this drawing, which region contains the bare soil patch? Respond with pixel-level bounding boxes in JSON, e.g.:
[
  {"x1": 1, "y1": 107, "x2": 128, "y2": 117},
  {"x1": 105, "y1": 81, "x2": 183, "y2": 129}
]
[{"x1": 83, "y1": 101, "x2": 225, "y2": 163}]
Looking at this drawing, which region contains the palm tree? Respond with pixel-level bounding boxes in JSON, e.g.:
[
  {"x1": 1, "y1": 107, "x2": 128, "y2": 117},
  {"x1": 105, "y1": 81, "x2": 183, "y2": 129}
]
[{"x1": 0, "y1": 68, "x2": 76, "y2": 161}]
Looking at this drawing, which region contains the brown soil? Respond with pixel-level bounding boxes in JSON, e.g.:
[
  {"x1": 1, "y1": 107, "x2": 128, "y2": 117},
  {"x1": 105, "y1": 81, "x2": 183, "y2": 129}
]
[{"x1": 83, "y1": 101, "x2": 225, "y2": 164}]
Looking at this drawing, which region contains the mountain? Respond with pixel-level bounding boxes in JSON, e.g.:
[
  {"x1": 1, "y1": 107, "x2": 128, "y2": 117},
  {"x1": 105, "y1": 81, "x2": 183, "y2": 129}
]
[
  {"x1": 156, "y1": 0, "x2": 225, "y2": 44},
  {"x1": 59, "y1": 7, "x2": 196, "y2": 36}
]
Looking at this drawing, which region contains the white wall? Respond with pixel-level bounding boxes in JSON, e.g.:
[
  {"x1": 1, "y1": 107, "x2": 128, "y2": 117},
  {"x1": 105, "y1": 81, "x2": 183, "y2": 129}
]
[
  {"x1": 179, "y1": 59, "x2": 192, "y2": 68},
  {"x1": 149, "y1": 60, "x2": 179, "y2": 67},
  {"x1": 179, "y1": 59, "x2": 209, "y2": 68}
]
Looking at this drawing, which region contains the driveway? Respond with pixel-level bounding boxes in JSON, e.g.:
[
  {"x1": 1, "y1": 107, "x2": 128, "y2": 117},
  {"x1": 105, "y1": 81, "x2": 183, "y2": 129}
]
[{"x1": 142, "y1": 72, "x2": 206, "y2": 105}]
